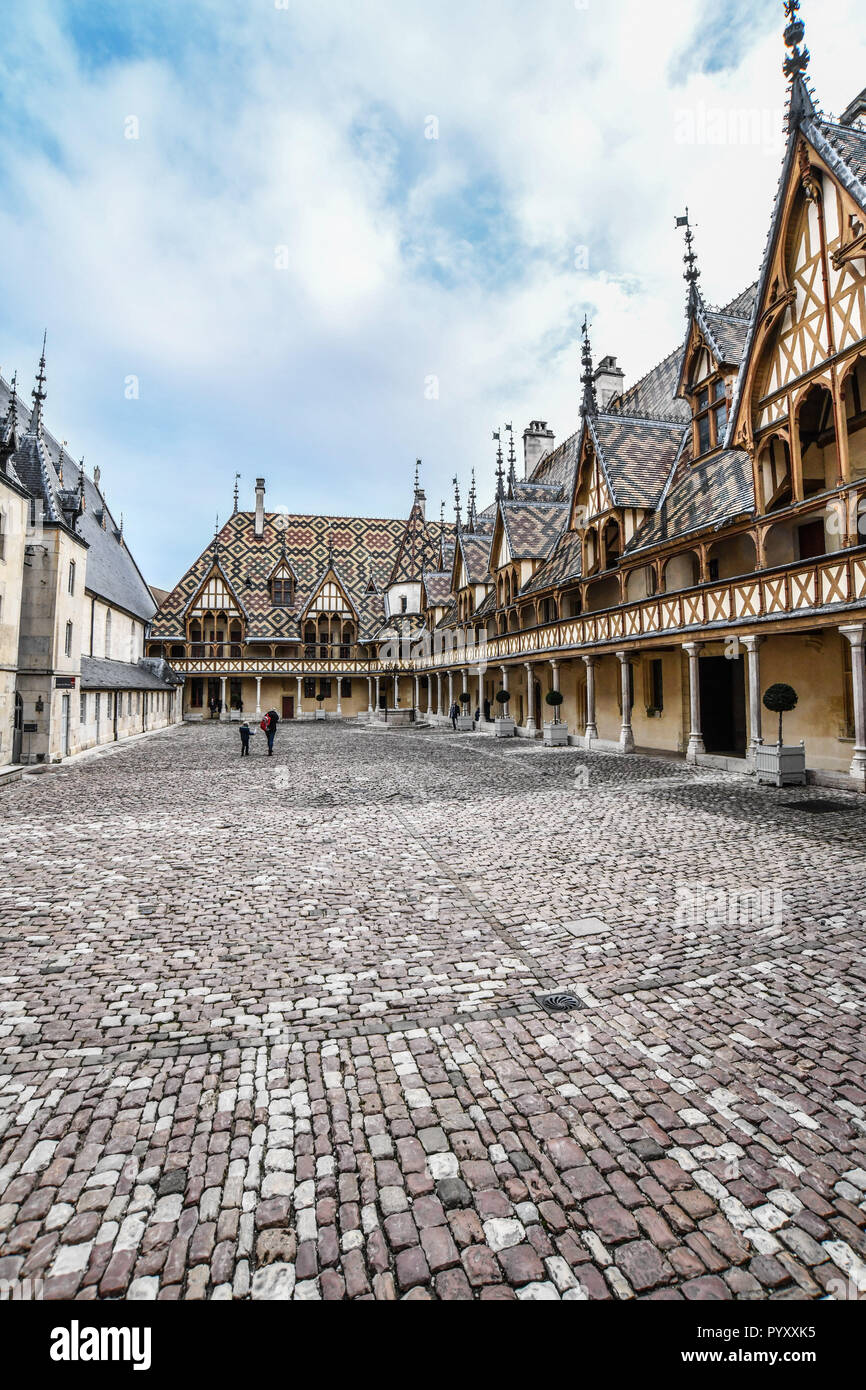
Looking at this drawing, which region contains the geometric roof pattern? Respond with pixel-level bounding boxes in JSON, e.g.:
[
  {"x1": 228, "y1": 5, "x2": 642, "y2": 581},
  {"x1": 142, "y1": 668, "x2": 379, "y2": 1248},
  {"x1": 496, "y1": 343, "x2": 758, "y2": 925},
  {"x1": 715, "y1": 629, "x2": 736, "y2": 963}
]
[
  {"x1": 150, "y1": 508, "x2": 451, "y2": 644},
  {"x1": 626, "y1": 448, "x2": 755, "y2": 554}
]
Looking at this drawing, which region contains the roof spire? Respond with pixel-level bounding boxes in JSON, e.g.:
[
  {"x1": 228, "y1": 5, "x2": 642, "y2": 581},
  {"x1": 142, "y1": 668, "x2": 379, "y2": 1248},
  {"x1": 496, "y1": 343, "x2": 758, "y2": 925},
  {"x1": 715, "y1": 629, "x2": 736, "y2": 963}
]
[
  {"x1": 493, "y1": 429, "x2": 505, "y2": 500},
  {"x1": 467, "y1": 468, "x2": 478, "y2": 532},
  {"x1": 327, "y1": 529, "x2": 334, "y2": 567},
  {"x1": 29, "y1": 331, "x2": 47, "y2": 435},
  {"x1": 676, "y1": 208, "x2": 701, "y2": 307},
  {"x1": 77, "y1": 461, "x2": 86, "y2": 512},
  {"x1": 414, "y1": 458, "x2": 421, "y2": 498},
  {"x1": 453, "y1": 475, "x2": 462, "y2": 533},
  {"x1": 506, "y1": 423, "x2": 517, "y2": 495},
  {"x1": 214, "y1": 513, "x2": 220, "y2": 558},
  {"x1": 579, "y1": 318, "x2": 598, "y2": 419},
  {"x1": 3, "y1": 371, "x2": 18, "y2": 444},
  {"x1": 233, "y1": 472, "x2": 240, "y2": 514},
  {"x1": 783, "y1": 2, "x2": 816, "y2": 126}
]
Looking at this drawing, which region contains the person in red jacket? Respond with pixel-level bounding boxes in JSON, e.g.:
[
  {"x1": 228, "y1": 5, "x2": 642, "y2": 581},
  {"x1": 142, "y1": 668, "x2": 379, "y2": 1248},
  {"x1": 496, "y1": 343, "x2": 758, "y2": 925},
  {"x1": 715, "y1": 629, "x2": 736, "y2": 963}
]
[{"x1": 262, "y1": 708, "x2": 279, "y2": 756}]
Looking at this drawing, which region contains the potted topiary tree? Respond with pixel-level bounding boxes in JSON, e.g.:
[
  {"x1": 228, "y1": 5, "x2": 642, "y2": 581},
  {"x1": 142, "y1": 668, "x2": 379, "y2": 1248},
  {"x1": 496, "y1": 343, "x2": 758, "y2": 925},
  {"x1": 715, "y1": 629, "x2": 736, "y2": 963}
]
[
  {"x1": 315, "y1": 690, "x2": 328, "y2": 721},
  {"x1": 543, "y1": 689, "x2": 568, "y2": 745},
  {"x1": 755, "y1": 683, "x2": 806, "y2": 786},
  {"x1": 456, "y1": 690, "x2": 474, "y2": 731},
  {"x1": 494, "y1": 688, "x2": 515, "y2": 738}
]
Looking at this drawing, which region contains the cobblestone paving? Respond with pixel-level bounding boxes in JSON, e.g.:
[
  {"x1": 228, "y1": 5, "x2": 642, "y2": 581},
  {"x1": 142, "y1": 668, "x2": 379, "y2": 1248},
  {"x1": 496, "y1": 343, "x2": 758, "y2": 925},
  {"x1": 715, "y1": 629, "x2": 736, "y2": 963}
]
[{"x1": 0, "y1": 721, "x2": 865, "y2": 1301}]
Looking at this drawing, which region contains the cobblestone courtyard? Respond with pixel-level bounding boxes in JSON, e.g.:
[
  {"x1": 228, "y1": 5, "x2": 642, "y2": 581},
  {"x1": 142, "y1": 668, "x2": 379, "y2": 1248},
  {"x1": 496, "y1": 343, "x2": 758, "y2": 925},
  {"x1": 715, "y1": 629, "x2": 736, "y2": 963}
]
[{"x1": 1, "y1": 721, "x2": 865, "y2": 1302}]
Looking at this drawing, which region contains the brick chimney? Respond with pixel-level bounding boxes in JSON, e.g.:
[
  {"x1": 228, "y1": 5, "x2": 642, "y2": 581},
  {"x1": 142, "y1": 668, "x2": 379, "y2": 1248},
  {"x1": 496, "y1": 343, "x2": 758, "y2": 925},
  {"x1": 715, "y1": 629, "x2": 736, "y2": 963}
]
[
  {"x1": 254, "y1": 477, "x2": 265, "y2": 538},
  {"x1": 594, "y1": 356, "x2": 626, "y2": 410},
  {"x1": 523, "y1": 421, "x2": 555, "y2": 479}
]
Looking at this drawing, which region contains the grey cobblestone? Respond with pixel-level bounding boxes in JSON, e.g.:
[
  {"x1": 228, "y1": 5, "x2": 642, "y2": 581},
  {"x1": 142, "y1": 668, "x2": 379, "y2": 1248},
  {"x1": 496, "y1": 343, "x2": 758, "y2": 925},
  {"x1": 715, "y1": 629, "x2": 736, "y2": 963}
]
[{"x1": 0, "y1": 722, "x2": 864, "y2": 1299}]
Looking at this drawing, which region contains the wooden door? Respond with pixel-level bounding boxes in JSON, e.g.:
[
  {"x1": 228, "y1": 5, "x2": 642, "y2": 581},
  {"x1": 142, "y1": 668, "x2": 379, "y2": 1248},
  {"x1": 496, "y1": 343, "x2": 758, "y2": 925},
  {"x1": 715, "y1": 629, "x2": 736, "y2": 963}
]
[{"x1": 282, "y1": 695, "x2": 294, "y2": 720}]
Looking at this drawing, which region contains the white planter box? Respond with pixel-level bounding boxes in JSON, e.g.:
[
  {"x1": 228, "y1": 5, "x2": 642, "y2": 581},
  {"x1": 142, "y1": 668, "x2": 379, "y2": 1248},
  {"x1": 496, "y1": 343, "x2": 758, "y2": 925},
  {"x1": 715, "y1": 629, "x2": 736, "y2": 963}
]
[
  {"x1": 315, "y1": 709, "x2": 327, "y2": 720},
  {"x1": 456, "y1": 715, "x2": 475, "y2": 731},
  {"x1": 495, "y1": 716, "x2": 516, "y2": 738},
  {"x1": 543, "y1": 721, "x2": 569, "y2": 746},
  {"x1": 755, "y1": 742, "x2": 807, "y2": 786}
]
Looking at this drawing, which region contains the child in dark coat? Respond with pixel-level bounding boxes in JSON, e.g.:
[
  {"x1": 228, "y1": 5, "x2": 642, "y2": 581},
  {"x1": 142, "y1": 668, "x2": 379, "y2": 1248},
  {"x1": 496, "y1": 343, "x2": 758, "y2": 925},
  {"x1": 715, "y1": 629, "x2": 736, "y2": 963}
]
[{"x1": 239, "y1": 722, "x2": 251, "y2": 756}]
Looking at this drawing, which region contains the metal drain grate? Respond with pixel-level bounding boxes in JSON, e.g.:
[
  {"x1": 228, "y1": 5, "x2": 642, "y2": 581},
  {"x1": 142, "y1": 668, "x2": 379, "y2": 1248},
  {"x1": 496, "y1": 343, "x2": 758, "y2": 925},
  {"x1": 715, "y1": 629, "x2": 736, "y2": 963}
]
[
  {"x1": 783, "y1": 800, "x2": 856, "y2": 815},
  {"x1": 537, "y1": 991, "x2": 584, "y2": 1014}
]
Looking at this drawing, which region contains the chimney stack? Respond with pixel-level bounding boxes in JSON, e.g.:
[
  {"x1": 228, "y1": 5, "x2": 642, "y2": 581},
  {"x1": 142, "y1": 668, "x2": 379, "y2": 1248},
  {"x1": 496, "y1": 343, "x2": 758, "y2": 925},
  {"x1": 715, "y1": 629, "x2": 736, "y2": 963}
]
[
  {"x1": 254, "y1": 477, "x2": 265, "y2": 538},
  {"x1": 594, "y1": 356, "x2": 626, "y2": 410},
  {"x1": 523, "y1": 421, "x2": 555, "y2": 480}
]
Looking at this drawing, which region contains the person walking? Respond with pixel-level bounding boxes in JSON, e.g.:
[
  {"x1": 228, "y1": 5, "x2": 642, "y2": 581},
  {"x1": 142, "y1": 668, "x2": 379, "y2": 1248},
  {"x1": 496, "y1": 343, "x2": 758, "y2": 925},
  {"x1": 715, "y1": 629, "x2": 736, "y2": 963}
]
[
  {"x1": 450, "y1": 701, "x2": 459, "y2": 731},
  {"x1": 483, "y1": 697, "x2": 491, "y2": 723},
  {"x1": 239, "y1": 721, "x2": 251, "y2": 756},
  {"x1": 263, "y1": 708, "x2": 279, "y2": 756}
]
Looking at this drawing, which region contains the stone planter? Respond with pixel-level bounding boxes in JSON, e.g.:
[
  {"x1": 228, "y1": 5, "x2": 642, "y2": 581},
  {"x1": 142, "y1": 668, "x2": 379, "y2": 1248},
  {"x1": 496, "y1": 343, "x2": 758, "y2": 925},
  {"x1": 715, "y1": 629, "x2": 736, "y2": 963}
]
[
  {"x1": 456, "y1": 715, "x2": 475, "y2": 731},
  {"x1": 315, "y1": 709, "x2": 327, "y2": 721},
  {"x1": 755, "y1": 741, "x2": 807, "y2": 786},
  {"x1": 543, "y1": 721, "x2": 569, "y2": 746},
  {"x1": 495, "y1": 716, "x2": 516, "y2": 739}
]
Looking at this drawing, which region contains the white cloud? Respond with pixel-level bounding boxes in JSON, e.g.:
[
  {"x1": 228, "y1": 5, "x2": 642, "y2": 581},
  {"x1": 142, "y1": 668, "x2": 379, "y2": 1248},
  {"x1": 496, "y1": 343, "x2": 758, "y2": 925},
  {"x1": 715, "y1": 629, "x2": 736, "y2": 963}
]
[{"x1": 0, "y1": 0, "x2": 863, "y2": 584}]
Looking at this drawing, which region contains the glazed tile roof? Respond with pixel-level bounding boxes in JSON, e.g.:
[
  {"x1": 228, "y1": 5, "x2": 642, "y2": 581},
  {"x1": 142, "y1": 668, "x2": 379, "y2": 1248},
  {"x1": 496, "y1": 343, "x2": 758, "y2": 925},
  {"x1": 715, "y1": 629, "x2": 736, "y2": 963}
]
[
  {"x1": 698, "y1": 306, "x2": 751, "y2": 366},
  {"x1": 472, "y1": 589, "x2": 498, "y2": 620},
  {"x1": 626, "y1": 449, "x2": 755, "y2": 553},
  {"x1": 810, "y1": 118, "x2": 866, "y2": 203},
  {"x1": 501, "y1": 500, "x2": 569, "y2": 561},
  {"x1": 607, "y1": 347, "x2": 690, "y2": 424},
  {"x1": 422, "y1": 571, "x2": 453, "y2": 606},
  {"x1": 521, "y1": 529, "x2": 584, "y2": 596},
  {"x1": 590, "y1": 415, "x2": 685, "y2": 510},
  {"x1": 435, "y1": 598, "x2": 457, "y2": 630},
  {"x1": 387, "y1": 501, "x2": 444, "y2": 584},
  {"x1": 151, "y1": 512, "x2": 405, "y2": 642},
  {"x1": 529, "y1": 429, "x2": 580, "y2": 495},
  {"x1": 456, "y1": 532, "x2": 492, "y2": 585}
]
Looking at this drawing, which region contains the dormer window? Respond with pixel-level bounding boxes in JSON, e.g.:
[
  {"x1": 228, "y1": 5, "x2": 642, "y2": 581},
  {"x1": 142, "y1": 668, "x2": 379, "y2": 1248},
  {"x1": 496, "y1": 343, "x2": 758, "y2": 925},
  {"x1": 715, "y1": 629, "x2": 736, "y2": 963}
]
[
  {"x1": 695, "y1": 378, "x2": 728, "y2": 456},
  {"x1": 271, "y1": 575, "x2": 294, "y2": 606}
]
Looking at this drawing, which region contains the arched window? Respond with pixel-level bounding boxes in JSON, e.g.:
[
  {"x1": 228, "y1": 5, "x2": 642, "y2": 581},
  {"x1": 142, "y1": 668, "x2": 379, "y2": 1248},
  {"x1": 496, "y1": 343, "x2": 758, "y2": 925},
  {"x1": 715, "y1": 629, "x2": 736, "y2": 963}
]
[{"x1": 798, "y1": 383, "x2": 838, "y2": 495}]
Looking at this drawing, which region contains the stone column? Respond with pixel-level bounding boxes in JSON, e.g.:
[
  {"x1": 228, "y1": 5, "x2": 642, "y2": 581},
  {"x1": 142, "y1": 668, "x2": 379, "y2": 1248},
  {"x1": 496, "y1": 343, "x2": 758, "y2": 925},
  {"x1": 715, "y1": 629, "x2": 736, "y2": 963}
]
[
  {"x1": 367, "y1": 677, "x2": 373, "y2": 714},
  {"x1": 742, "y1": 636, "x2": 764, "y2": 763},
  {"x1": 583, "y1": 657, "x2": 598, "y2": 745},
  {"x1": 336, "y1": 678, "x2": 342, "y2": 717},
  {"x1": 448, "y1": 671, "x2": 454, "y2": 712},
  {"x1": 414, "y1": 675, "x2": 419, "y2": 713},
  {"x1": 255, "y1": 676, "x2": 262, "y2": 717},
  {"x1": 841, "y1": 625, "x2": 866, "y2": 786},
  {"x1": 219, "y1": 676, "x2": 227, "y2": 719},
  {"x1": 616, "y1": 651, "x2": 635, "y2": 754},
  {"x1": 477, "y1": 666, "x2": 483, "y2": 717},
  {"x1": 500, "y1": 665, "x2": 509, "y2": 693},
  {"x1": 375, "y1": 675, "x2": 381, "y2": 713},
  {"x1": 524, "y1": 663, "x2": 536, "y2": 735},
  {"x1": 393, "y1": 672, "x2": 399, "y2": 706},
  {"x1": 683, "y1": 641, "x2": 705, "y2": 763},
  {"x1": 549, "y1": 659, "x2": 560, "y2": 728},
  {"x1": 437, "y1": 673, "x2": 443, "y2": 718},
  {"x1": 296, "y1": 676, "x2": 303, "y2": 717}
]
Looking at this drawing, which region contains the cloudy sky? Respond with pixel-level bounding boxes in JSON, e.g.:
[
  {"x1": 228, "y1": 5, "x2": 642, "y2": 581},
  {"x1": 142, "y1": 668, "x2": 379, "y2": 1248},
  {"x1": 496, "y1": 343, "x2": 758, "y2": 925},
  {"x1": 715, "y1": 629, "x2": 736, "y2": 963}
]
[{"x1": 1, "y1": 0, "x2": 864, "y2": 586}]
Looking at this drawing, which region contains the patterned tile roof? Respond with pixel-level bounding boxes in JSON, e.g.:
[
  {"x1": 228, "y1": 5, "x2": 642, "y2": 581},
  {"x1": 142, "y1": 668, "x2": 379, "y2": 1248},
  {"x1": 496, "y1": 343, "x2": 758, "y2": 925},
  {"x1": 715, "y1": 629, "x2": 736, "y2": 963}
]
[
  {"x1": 812, "y1": 118, "x2": 866, "y2": 205},
  {"x1": 472, "y1": 588, "x2": 498, "y2": 620},
  {"x1": 422, "y1": 570, "x2": 452, "y2": 605},
  {"x1": 521, "y1": 529, "x2": 584, "y2": 596},
  {"x1": 151, "y1": 511, "x2": 409, "y2": 642},
  {"x1": 387, "y1": 501, "x2": 445, "y2": 584},
  {"x1": 529, "y1": 429, "x2": 581, "y2": 495},
  {"x1": 607, "y1": 347, "x2": 690, "y2": 424},
  {"x1": 626, "y1": 449, "x2": 755, "y2": 553},
  {"x1": 591, "y1": 415, "x2": 685, "y2": 510},
  {"x1": 698, "y1": 307, "x2": 751, "y2": 366},
  {"x1": 501, "y1": 500, "x2": 569, "y2": 561},
  {"x1": 456, "y1": 531, "x2": 492, "y2": 585}
]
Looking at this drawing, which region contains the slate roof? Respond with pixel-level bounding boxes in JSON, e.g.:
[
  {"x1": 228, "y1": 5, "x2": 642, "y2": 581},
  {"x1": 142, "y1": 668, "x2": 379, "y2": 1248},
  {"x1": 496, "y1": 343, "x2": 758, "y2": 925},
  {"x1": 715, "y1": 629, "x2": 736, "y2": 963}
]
[
  {"x1": 810, "y1": 117, "x2": 866, "y2": 205},
  {"x1": 607, "y1": 347, "x2": 690, "y2": 424},
  {"x1": 590, "y1": 415, "x2": 685, "y2": 510},
  {"x1": 422, "y1": 571, "x2": 453, "y2": 606},
  {"x1": 698, "y1": 306, "x2": 751, "y2": 366},
  {"x1": 529, "y1": 429, "x2": 580, "y2": 496},
  {"x1": 80, "y1": 656, "x2": 178, "y2": 691},
  {"x1": 521, "y1": 529, "x2": 584, "y2": 596},
  {"x1": 0, "y1": 373, "x2": 156, "y2": 622},
  {"x1": 472, "y1": 589, "x2": 498, "y2": 620},
  {"x1": 150, "y1": 508, "x2": 452, "y2": 644},
  {"x1": 626, "y1": 449, "x2": 755, "y2": 554},
  {"x1": 501, "y1": 501, "x2": 569, "y2": 561}
]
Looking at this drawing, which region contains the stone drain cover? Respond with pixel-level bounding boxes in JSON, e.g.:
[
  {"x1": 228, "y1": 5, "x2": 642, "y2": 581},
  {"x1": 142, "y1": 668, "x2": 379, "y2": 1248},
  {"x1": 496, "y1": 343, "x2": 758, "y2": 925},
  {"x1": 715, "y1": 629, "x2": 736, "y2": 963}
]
[{"x1": 537, "y1": 991, "x2": 584, "y2": 1014}]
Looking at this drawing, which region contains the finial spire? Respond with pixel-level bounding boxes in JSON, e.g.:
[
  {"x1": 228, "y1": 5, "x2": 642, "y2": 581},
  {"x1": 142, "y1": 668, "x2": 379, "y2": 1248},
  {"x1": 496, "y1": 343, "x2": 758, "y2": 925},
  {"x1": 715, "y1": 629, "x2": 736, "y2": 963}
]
[
  {"x1": 327, "y1": 530, "x2": 334, "y2": 567},
  {"x1": 233, "y1": 472, "x2": 240, "y2": 514},
  {"x1": 580, "y1": 318, "x2": 598, "y2": 419},
  {"x1": 676, "y1": 208, "x2": 701, "y2": 306},
  {"x1": 29, "y1": 331, "x2": 47, "y2": 435},
  {"x1": 783, "y1": 2, "x2": 809, "y2": 81},
  {"x1": 493, "y1": 429, "x2": 505, "y2": 500},
  {"x1": 453, "y1": 475, "x2": 462, "y2": 532},
  {"x1": 77, "y1": 461, "x2": 86, "y2": 511},
  {"x1": 506, "y1": 423, "x2": 517, "y2": 495},
  {"x1": 4, "y1": 371, "x2": 17, "y2": 427},
  {"x1": 414, "y1": 458, "x2": 421, "y2": 497},
  {"x1": 467, "y1": 468, "x2": 478, "y2": 532},
  {"x1": 214, "y1": 514, "x2": 220, "y2": 558}
]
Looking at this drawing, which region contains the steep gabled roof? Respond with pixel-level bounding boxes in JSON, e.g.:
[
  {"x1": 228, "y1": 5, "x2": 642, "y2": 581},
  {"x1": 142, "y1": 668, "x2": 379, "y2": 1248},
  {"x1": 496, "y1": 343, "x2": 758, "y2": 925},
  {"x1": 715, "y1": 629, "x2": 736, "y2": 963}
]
[
  {"x1": 588, "y1": 415, "x2": 685, "y2": 510},
  {"x1": 607, "y1": 347, "x2": 690, "y2": 424},
  {"x1": 501, "y1": 500, "x2": 568, "y2": 561},
  {"x1": 626, "y1": 448, "x2": 755, "y2": 555},
  {"x1": 421, "y1": 570, "x2": 452, "y2": 606},
  {"x1": 520, "y1": 528, "x2": 584, "y2": 596}
]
